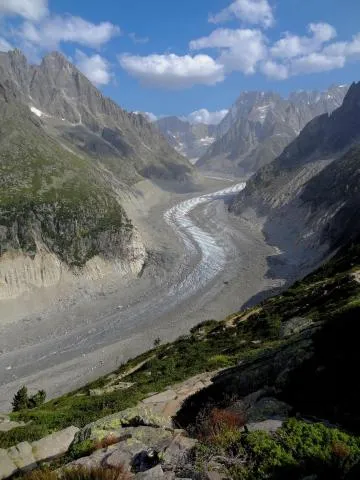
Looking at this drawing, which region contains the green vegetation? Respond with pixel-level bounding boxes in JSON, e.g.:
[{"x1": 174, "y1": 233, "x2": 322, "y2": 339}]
[
  {"x1": 193, "y1": 418, "x2": 360, "y2": 479},
  {"x1": 0, "y1": 99, "x2": 132, "y2": 267},
  {"x1": 12, "y1": 387, "x2": 46, "y2": 412},
  {"x1": 20, "y1": 465, "x2": 131, "y2": 480},
  {"x1": 2, "y1": 234, "x2": 360, "y2": 480}
]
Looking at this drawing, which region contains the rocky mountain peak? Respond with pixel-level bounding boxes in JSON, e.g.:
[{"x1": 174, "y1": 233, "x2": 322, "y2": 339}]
[
  {"x1": 341, "y1": 81, "x2": 360, "y2": 109},
  {"x1": 197, "y1": 84, "x2": 349, "y2": 175}
]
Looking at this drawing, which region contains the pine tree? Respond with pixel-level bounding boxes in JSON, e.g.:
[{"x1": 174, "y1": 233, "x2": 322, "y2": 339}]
[
  {"x1": 28, "y1": 389, "x2": 46, "y2": 408},
  {"x1": 12, "y1": 386, "x2": 29, "y2": 412}
]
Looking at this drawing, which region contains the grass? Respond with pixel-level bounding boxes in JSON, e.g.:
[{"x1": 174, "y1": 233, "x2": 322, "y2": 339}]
[
  {"x1": 193, "y1": 418, "x2": 360, "y2": 480},
  {"x1": 2, "y1": 236, "x2": 360, "y2": 451},
  {"x1": 0, "y1": 99, "x2": 132, "y2": 267},
  {"x1": 20, "y1": 465, "x2": 132, "y2": 480}
]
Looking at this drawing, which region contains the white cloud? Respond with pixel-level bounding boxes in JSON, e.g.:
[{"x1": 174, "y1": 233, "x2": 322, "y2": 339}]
[
  {"x1": 0, "y1": 0, "x2": 48, "y2": 21},
  {"x1": 144, "y1": 111, "x2": 157, "y2": 121},
  {"x1": 190, "y1": 28, "x2": 267, "y2": 74},
  {"x1": 323, "y1": 33, "x2": 360, "y2": 58},
  {"x1": 129, "y1": 33, "x2": 149, "y2": 44},
  {"x1": 75, "y1": 50, "x2": 111, "y2": 86},
  {"x1": 118, "y1": 53, "x2": 225, "y2": 88},
  {"x1": 0, "y1": 36, "x2": 13, "y2": 52},
  {"x1": 271, "y1": 23, "x2": 337, "y2": 59},
  {"x1": 19, "y1": 15, "x2": 120, "y2": 50},
  {"x1": 291, "y1": 53, "x2": 345, "y2": 75},
  {"x1": 187, "y1": 108, "x2": 229, "y2": 125},
  {"x1": 209, "y1": 0, "x2": 274, "y2": 29},
  {"x1": 133, "y1": 111, "x2": 157, "y2": 122},
  {"x1": 261, "y1": 60, "x2": 289, "y2": 79}
]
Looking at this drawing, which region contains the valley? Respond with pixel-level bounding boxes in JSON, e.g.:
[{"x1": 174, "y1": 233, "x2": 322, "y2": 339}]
[{"x1": 0, "y1": 176, "x2": 284, "y2": 411}]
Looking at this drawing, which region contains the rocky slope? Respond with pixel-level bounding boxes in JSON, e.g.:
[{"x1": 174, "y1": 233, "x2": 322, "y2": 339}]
[
  {"x1": 0, "y1": 86, "x2": 145, "y2": 299},
  {"x1": 155, "y1": 116, "x2": 216, "y2": 162},
  {"x1": 0, "y1": 49, "x2": 193, "y2": 184},
  {"x1": 232, "y1": 81, "x2": 360, "y2": 267},
  {"x1": 2, "y1": 233, "x2": 360, "y2": 479},
  {"x1": 197, "y1": 85, "x2": 348, "y2": 175},
  {"x1": 0, "y1": 49, "x2": 193, "y2": 301}
]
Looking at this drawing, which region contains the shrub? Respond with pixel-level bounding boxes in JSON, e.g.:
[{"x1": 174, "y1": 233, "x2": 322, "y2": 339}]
[{"x1": 198, "y1": 408, "x2": 245, "y2": 449}]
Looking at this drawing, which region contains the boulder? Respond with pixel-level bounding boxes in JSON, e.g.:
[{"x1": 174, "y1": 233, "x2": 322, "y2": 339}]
[
  {"x1": 280, "y1": 317, "x2": 313, "y2": 338},
  {"x1": 246, "y1": 397, "x2": 291, "y2": 423},
  {"x1": 32, "y1": 426, "x2": 79, "y2": 462},
  {"x1": 247, "y1": 419, "x2": 284, "y2": 433},
  {"x1": 163, "y1": 434, "x2": 197, "y2": 467},
  {"x1": 135, "y1": 465, "x2": 164, "y2": 478},
  {"x1": 0, "y1": 449, "x2": 17, "y2": 480},
  {"x1": 73, "y1": 406, "x2": 172, "y2": 445},
  {"x1": 7, "y1": 442, "x2": 36, "y2": 471}
]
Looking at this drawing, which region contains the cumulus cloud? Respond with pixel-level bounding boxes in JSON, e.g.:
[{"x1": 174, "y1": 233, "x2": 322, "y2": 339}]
[
  {"x1": 190, "y1": 28, "x2": 267, "y2": 74},
  {"x1": 0, "y1": 0, "x2": 48, "y2": 21},
  {"x1": 261, "y1": 60, "x2": 289, "y2": 79},
  {"x1": 118, "y1": 53, "x2": 225, "y2": 88},
  {"x1": 19, "y1": 15, "x2": 120, "y2": 50},
  {"x1": 209, "y1": 0, "x2": 274, "y2": 29},
  {"x1": 0, "y1": 36, "x2": 13, "y2": 52},
  {"x1": 271, "y1": 23, "x2": 337, "y2": 59},
  {"x1": 187, "y1": 108, "x2": 229, "y2": 125},
  {"x1": 75, "y1": 50, "x2": 111, "y2": 86},
  {"x1": 291, "y1": 53, "x2": 345, "y2": 75},
  {"x1": 263, "y1": 23, "x2": 360, "y2": 78}
]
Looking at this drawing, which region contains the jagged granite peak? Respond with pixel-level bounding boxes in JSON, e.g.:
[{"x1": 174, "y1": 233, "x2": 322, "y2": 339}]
[
  {"x1": 0, "y1": 49, "x2": 193, "y2": 184},
  {"x1": 155, "y1": 116, "x2": 216, "y2": 162},
  {"x1": 198, "y1": 85, "x2": 349, "y2": 176},
  {"x1": 231, "y1": 81, "x2": 360, "y2": 266}
]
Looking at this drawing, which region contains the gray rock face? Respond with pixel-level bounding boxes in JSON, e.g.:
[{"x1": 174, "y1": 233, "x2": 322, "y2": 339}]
[
  {"x1": 0, "y1": 50, "x2": 192, "y2": 184},
  {"x1": 0, "y1": 426, "x2": 79, "y2": 479},
  {"x1": 155, "y1": 116, "x2": 216, "y2": 161},
  {"x1": 73, "y1": 406, "x2": 173, "y2": 445},
  {"x1": 66, "y1": 410, "x2": 197, "y2": 480},
  {"x1": 232, "y1": 82, "x2": 360, "y2": 263},
  {"x1": 198, "y1": 86, "x2": 348, "y2": 175}
]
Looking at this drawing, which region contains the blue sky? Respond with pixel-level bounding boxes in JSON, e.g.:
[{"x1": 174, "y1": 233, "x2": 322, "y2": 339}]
[{"x1": 1, "y1": 0, "x2": 360, "y2": 123}]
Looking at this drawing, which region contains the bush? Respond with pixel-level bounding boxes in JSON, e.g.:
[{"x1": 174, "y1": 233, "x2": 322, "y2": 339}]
[{"x1": 198, "y1": 408, "x2": 245, "y2": 449}]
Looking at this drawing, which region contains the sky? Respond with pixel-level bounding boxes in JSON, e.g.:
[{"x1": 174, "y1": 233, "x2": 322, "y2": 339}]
[{"x1": 1, "y1": 0, "x2": 360, "y2": 124}]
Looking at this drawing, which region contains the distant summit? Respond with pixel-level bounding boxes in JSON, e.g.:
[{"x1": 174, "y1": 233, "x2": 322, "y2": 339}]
[{"x1": 196, "y1": 85, "x2": 349, "y2": 175}]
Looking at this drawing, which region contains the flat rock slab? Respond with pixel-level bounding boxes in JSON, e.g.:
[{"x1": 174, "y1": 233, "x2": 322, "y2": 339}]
[
  {"x1": 74, "y1": 406, "x2": 172, "y2": 444},
  {"x1": 135, "y1": 465, "x2": 164, "y2": 478},
  {"x1": 32, "y1": 426, "x2": 79, "y2": 462},
  {"x1": 247, "y1": 419, "x2": 284, "y2": 433},
  {"x1": 7, "y1": 442, "x2": 36, "y2": 471},
  {"x1": 0, "y1": 449, "x2": 17, "y2": 480},
  {"x1": 142, "y1": 390, "x2": 177, "y2": 404}
]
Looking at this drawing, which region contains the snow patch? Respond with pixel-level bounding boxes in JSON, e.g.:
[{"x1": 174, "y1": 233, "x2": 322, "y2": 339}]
[
  {"x1": 199, "y1": 136, "x2": 215, "y2": 145},
  {"x1": 30, "y1": 106, "x2": 44, "y2": 117}
]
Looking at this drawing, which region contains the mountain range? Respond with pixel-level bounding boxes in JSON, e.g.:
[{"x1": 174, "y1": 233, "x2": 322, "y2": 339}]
[
  {"x1": 0, "y1": 49, "x2": 193, "y2": 300},
  {"x1": 197, "y1": 85, "x2": 349, "y2": 175},
  {"x1": 154, "y1": 116, "x2": 216, "y2": 162},
  {"x1": 232, "y1": 81, "x2": 360, "y2": 269}
]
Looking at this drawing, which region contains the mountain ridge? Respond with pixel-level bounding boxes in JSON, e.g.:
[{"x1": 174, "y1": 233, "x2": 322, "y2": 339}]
[{"x1": 197, "y1": 84, "x2": 349, "y2": 175}]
